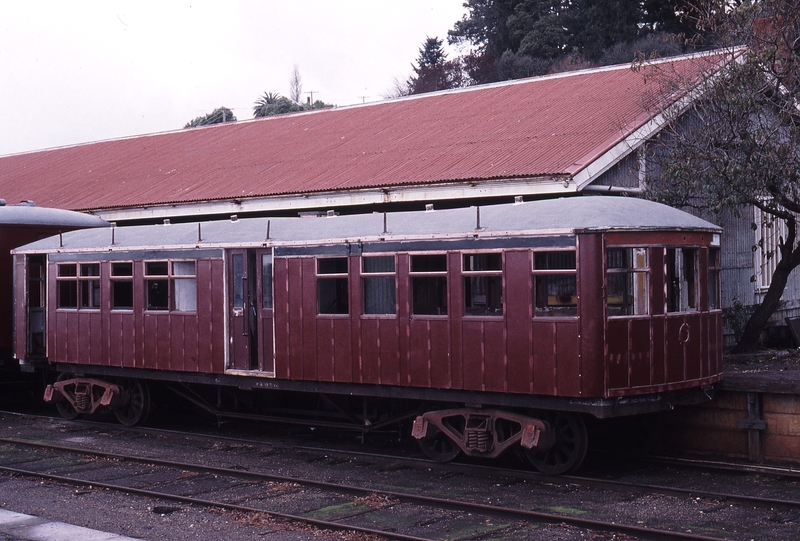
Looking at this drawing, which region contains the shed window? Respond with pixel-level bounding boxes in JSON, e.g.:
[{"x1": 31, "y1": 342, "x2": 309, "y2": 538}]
[
  {"x1": 666, "y1": 248, "x2": 698, "y2": 313},
  {"x1": 111, "y1": 262, "x2": 133, "y2": 310},
  {"x1": 318, "y1": 257, "x2": 349, "y2": 315},
  {"x1": 607, "y1": 248, "x2": 649, "y2": 316},
  {"x1": 411, "y1": 254, "x2": 447, "y2": 315},
  {"x1": 533, "y1": 251, "x2": 577, "y2": 317},
  {"x1": 463, "y1": 253, "x2": 502, "y2": 316},
  {"x1": 363, "y1": 256, "x2": 395, "y2": 315}
]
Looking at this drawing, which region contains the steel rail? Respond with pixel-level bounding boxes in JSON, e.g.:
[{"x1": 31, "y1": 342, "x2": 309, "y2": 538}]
[
  {"x1": 0, "y1": 463, "x2": 431, "y2": 541},
  {"x1": 4, "y1": 412, "x2": 799, "y2": 513},
  {"x1": 0, "y1": 437, "x2": 734, "y2": 541}
]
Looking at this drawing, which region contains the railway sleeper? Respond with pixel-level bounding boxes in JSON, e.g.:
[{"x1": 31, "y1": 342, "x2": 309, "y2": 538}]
[
  {"x1": 44, "y1": 378, "x2": 128, "y2": 415},
  {"x1": 412, "y1": 408, "x2": 554, "y2": 460}
]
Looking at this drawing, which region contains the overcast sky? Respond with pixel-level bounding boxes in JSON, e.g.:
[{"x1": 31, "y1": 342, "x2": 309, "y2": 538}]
[{"x1": 0, "y1": 1, "x2": 467, "y2": 156}]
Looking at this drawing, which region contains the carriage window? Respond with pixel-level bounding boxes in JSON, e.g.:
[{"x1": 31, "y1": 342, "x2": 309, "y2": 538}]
[
  {"x1": 27, "y1": 257, "x2": 45, "y2": 309},
  {"x1": 463, "y1": 253, "x2": 503, "y2": 316},
  {"x1": 80, "y1": 263, "x2": 101, "y2": 309},
  {"x1": 533, "y1": 251, "x2": 577, "y2": 317},
  {"x1": 172, "y1": 261, "x2": 197, "y2": 312},
  {"x1": 363, "y1": 256, "x2": 395, "y2": 315},
  {"x1": 145, "y1": 261, "x2": 169, "y2": 310},
  {"x1": 56, "y1": 264, "x2": 78, "y2": 309},
  {"x1": 318, "y1": 257, "x2": 349, "y2": 315},
  {"x1": 144, "y1": 260, "x2": 197, "y2": 312},
  {"x1": 607, "y1": 248, "x2": 649, "y2": 316},
  {"x1": 262, "y1": 254, "x2": 273, "y2": 309},
  {"x1": 411, "y1": 254, "x2": 448, "y2": 315},
  {"x1": 232, "y1": 254, "x2": 244, "y2": 309},
  {"x1": 111, "y1": 262, "x2": 134, "y2": 310},
  {"x1": 666, "y1": 247, "x2": 698, "y2": 312},
  {"x1": 709, "y1": 248, "x2": 721, "y2": 310}
]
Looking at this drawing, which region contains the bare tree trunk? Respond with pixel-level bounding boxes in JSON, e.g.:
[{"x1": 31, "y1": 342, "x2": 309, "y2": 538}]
[{"x1": 731, "y1": 250, "x2": 800, "y2": 353}]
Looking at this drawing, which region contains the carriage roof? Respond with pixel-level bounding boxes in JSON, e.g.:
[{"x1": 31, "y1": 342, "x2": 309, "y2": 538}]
[
  {"x1": 0, "y1": 201, "x2": 108, "y2": 228},
  {"x1": 12, "y1": 197, "x2": 720, "y2": 255}
]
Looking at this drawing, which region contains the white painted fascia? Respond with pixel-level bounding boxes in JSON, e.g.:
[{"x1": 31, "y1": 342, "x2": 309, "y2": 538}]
[
  {"x1": 89, "y1": 176, "x2": 576, "y2": 223},
  {"x1": 573, "y1": 47, "x2": 745, "y2": 191}
]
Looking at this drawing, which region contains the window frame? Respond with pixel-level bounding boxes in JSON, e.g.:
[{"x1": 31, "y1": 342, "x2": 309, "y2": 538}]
[
  {"x1": 665, "y1": 247, "x2": 699, "y2": 314},
  {"x1": 462, "y1": 252, "x2": 503, "y2": 317},
  {"x1": 144, "y1": 259, "x2": 198, "y2": 313},
  {"x1": 606, "y1": 246, "x2": 650, "y2": 318},
  {"x1": 531, "y1": 249, "x2": 578, "y2": 318},
  {"x1": 110, "y1": 261, "x2": 134, "y2": 311},
  {"x1": 708, "y1": 247, "x2": 722, "y2": 311},
  {"x1": 56, "y1": 262, "x2": 101, "y2": 311},
  {"x1": 317, "y1": 256, "x2": 349, "y2": 316},
  {"x1": 409, "y1": 253, "x2": 448, "y2": 317},
  {"x1": 361, "y1": 254, "x2": 396, "y2": 316}
]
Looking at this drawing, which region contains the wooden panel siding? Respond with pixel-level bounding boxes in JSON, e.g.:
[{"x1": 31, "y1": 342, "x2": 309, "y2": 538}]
[
  {"x1": 360, "y1": 319, "x2": 381, "y2": 384},
  {"x1": 301, "y1": 258, "x2": 317, "y2": 381},
  {"x1": 272, "y1": 258, "x2": 290, "y2": 379},
  {"x1": 484, "y1": 320, "x2": 507, "y2": 393},
  {"x1": 532, "y1": 321, "x2": 557, "y2": 395},
  {"x1": 578, "y1": 234, "x2": 604, "y2": 397},
  {"x1": 334, "y1": 318, "x2": 352, "y2": 383},
  {"x1": 555, "y1": 320, "x2": 581, "y2": 396},
  {"x1": 505, "y1": 250, "x2": 533, "y2": 395},
  {"x1": 630, "y1": 318, "x2": 652, "y2": 388},
  {"x1": 607, "y1": 318, "x2": 629, "y2": 390}
]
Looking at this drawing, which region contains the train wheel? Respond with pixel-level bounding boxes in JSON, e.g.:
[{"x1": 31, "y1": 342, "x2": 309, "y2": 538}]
[
  {"x1": 526, "y1": 412, "x2": 588, "y2": 475},
  {"x1": 418, "y1": 427, "x2": 461, "y2": 462},
  {"x1": 54, "y1": 372, "x2": 81, "y2": 420},
  {"x1": 113, "y1": 379, "x2": 151, "y2": 427}
]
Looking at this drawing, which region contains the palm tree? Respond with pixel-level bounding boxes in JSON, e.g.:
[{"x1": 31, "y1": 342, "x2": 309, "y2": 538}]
[{"x1": 253, "y1": 92, "x2": 283, "y2": 117}]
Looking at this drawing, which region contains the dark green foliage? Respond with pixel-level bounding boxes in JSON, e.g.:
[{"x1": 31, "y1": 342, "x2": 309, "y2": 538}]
[
  {"x1": 644, "y1": 0, "x2": 800, "y2": 352},
  {"x1": 447, "y1": 0, "x2": 698, "y2": 83},
  {"x1": 406, "y1": 37, "x2": 466, "y2": 95},
  {"x1": 184, "y1": 107, "x2": 236, "y2": 129},
  {"x1": 252, "y1": 92, "x2": 333, "y2": 118}
]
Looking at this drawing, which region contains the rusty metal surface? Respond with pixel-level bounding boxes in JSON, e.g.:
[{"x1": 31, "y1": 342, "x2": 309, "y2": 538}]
[{"x1": 0, "y1": 53, "x2": 729, "y2": 213}]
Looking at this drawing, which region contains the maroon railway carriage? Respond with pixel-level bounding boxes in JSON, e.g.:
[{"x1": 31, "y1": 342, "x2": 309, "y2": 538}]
[
  {"x1": 0, "y1": 200, "x2": 107, "y2": 368},
  {"x1": 12, "y1": 196, "x2": 723, "y2": 473}
]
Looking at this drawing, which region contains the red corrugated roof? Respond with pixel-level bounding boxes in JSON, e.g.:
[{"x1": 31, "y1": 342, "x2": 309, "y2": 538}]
[{"x1": 0, "y1": 51, "x2": 730, "y2": 212}]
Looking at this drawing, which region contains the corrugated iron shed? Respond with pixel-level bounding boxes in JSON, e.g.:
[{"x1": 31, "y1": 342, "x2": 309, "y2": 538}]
[{"x1": 0, "y1": 51, "x2": 730, "y2": 220}]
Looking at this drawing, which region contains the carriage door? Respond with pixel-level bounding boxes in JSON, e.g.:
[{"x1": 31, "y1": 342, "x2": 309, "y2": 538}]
[
  {"x1": 257, "y1": 249, "x2": 275, "y2": 374},
  {"x1": 26, "y1": 255, "x2": 47, "y2": 357},
  {"x1": 228, "y1": 250, "x2": 258, "y2": 370}
]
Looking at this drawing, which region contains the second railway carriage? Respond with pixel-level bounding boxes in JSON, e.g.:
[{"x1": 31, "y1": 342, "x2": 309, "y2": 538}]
[
  {"x1": 0, "y1": 200, "x2": 107, "y2": 369},
  {"x1": 12, "y1": 196, "x2": 723, "y2": 473}
]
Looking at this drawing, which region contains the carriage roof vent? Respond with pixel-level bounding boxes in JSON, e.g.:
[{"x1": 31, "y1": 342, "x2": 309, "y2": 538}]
[
  {"x1": 18, "y1": 200, "x2": 35, "y2": 206},
  {"x1": 0, "y1": 199, "x2": 5, "y2": 206}
]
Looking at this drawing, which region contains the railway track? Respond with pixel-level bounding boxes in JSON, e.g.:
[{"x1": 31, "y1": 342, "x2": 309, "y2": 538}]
[{"x1": 1, "y1": 412, "x2": 800, "y2": 540}]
